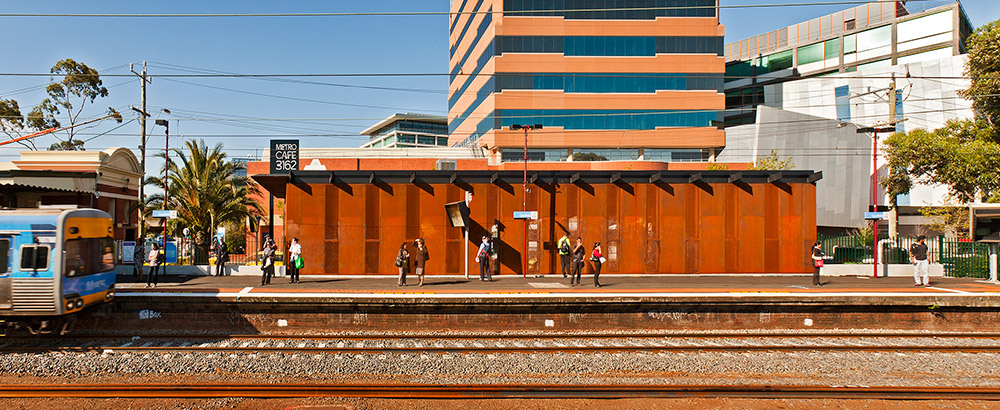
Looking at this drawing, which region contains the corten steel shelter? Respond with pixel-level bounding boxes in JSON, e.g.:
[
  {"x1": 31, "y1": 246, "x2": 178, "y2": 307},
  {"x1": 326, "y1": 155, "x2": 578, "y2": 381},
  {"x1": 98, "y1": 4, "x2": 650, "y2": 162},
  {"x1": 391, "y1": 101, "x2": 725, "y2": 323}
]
[{"x1": 253, "y1": 170, "x2": 821, "y2": 276}]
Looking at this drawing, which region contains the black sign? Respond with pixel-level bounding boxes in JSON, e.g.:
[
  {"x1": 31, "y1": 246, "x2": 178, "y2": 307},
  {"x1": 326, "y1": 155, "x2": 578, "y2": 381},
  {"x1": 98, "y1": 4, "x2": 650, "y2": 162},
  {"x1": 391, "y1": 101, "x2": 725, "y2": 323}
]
[{"x1": 270, "y1": 139, "x2": 299, "y2": 174}]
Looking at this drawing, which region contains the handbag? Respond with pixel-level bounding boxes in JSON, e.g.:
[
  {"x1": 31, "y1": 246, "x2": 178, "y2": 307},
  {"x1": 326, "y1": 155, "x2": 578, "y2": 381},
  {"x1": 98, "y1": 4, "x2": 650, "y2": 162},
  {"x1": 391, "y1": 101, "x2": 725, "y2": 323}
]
[
  {"x1": 813, "y1": 259, "x2": 824, "y2": 268},
  {"x1": 599, "y1": 257, "x2": 607, "y2": 264},
  {"x1": 394, "y1": 255, "x2": 404, "y2": 267},
  {"x1": 294, "y1": 256, "x2": 305, "y2": 269}
]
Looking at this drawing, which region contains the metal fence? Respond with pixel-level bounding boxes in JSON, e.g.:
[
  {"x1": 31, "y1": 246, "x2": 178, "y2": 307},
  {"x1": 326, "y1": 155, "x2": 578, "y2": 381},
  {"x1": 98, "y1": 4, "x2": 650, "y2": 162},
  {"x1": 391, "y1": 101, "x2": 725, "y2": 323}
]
[
  {"x1": 117, "y1": 236, "x2": 286, "y2": 267},
  {"x1": 817, "y1": 234, "x2": 991, "y2": 278}
]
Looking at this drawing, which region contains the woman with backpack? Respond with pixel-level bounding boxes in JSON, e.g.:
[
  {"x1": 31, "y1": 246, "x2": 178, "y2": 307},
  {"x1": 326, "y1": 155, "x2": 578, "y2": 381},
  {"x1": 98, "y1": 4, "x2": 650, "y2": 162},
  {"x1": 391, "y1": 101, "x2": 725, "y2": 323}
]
[
  {"x1": 395, "y1": 242, "x2": 410, "y2": 286},
  {"x1": 590, "y1": 242, "x2": 604, "y2": 288}
]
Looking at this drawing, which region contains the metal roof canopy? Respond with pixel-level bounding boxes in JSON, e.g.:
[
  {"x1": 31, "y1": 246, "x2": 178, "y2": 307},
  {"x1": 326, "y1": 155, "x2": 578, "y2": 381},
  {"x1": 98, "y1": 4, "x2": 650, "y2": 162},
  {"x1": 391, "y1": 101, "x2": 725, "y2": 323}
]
[{"x1": 253, "y1": 170, "x2": 822, "y2": 198}]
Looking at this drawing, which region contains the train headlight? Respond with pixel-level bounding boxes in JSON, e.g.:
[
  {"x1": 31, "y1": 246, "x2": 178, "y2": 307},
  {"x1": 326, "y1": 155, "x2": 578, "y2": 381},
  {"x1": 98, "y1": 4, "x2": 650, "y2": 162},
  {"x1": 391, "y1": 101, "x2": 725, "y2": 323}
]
[
  {"x1": 105, "y1": 291, "x2": 114, "y2": 300},
  {"x1": 65, "y1": 301, "x2": 74, "y2": 310},
  {"x1": 75, "y1": 299, "x2": 84, "y2": 308}
]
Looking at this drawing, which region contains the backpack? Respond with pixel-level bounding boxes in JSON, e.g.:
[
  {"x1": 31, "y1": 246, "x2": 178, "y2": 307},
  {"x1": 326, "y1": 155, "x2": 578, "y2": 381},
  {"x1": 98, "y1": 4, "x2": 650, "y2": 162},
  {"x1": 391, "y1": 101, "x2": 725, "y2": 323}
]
[
  {"x1": 394, "y1": 250, "x2": 405, "y2": 267},
  {"x1": 478, "y1": 243, "x2": 491, "y2": 259},
  {"x1": 559, "y1": 242, "x2": 570, "y2": 254}
]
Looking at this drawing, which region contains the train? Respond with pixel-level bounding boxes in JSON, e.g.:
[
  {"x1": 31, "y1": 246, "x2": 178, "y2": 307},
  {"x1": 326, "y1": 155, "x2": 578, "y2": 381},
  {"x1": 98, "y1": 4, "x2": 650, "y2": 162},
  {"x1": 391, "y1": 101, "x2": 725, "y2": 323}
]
[{"x1": 0, "y1": 208, "x2": 117, "y2": 334}]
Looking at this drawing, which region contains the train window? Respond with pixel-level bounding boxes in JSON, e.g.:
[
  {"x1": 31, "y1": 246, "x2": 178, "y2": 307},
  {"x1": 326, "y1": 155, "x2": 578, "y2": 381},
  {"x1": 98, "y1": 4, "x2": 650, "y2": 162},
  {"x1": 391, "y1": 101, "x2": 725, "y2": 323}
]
[
  {"x1": 64, "y1": 237, "x2": 116, "y2": 277},
  {"x1": 0, "y1": 239, "x2": 8, "y2": 273},
  {"x1": 19, "y1": 245, "x2": 50, "y2": 272}
]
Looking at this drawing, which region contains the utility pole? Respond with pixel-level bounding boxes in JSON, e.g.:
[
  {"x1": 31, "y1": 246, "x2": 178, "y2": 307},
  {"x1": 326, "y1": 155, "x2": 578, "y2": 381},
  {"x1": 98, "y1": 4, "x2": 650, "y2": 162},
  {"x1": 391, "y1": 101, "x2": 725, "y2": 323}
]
[
  {"x1": 887, "y1": 73, "x2": 899, "y2": 240},
  {"x1": 130, "y1": 62, "x2": 151, "y2": 241}
]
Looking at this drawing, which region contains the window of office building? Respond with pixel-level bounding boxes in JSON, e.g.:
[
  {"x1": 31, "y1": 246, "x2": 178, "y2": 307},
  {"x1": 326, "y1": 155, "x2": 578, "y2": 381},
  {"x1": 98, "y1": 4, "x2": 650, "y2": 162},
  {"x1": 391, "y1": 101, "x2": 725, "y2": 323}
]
[
  {"x1": 857, "y1": 25, "x2": 891, "y2": 53},
  {"x1": 498, "y1": 109, "x2": 716, "y2": 130},
  {"x1": 797, "y1": 42, "x2": 825, "y2": 66},
  {"x1": 502, "y1": 0, "x2": 717, "y2": 19},
  {"x1": 500, "y1": 149, "x2": 569, "y2": 162},
  {"x1": 835, "y1": 85, "x2": 850, "y2": 121},
  {"x1": 644, "y1": 149, "x2": 708, "y2": 162},
  {"x1": 759, "y1": 50, "x2": 793, "y2": 74},
  {"x1": 494, "y1": 36, "x2": 723, "y2": 57},
  {"x1": 824, "y1": 38, "x2": 840, "y2": 60},
  {"x1": 495, "y1": 73, "x2": 723, "y2": 93},
  {"x1": 572, "y1": 149, "x2": 640, "y2": 161}
]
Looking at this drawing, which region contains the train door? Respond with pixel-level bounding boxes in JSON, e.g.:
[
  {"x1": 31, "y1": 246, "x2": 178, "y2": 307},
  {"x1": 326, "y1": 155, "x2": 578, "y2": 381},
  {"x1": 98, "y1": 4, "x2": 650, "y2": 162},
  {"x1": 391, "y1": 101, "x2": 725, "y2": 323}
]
[{"x1": 0, "y1": 237, "x2": 11, "y2": 309}]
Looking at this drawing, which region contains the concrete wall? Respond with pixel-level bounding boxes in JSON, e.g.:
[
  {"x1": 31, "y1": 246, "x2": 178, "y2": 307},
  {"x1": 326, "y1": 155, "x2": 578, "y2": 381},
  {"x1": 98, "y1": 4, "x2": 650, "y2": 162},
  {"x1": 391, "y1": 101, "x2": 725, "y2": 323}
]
[{"x1": 718, "y1": 106, "x2": 871, "y2": 228}]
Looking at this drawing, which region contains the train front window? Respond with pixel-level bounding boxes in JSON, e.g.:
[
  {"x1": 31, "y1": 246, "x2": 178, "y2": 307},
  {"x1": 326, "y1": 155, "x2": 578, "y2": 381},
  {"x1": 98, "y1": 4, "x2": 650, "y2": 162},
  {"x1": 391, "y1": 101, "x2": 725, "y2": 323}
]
[
  {"x1": 19, "y1": 245, "x2": 49, "y2": 271},
  {"x1": 64, "y1": 237, "x2": 116, "y2": 277}
]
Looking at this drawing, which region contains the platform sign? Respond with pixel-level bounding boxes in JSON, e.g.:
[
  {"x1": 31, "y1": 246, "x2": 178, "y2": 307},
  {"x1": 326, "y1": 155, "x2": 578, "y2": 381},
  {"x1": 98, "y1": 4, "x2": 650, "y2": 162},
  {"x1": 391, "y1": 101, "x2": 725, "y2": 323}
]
[
  {"x1": 513, "y1": 211, "x2": 538, "y2": 220},
  {"x1": 270, "y1": 139, "x2": 299, "y2": 173},
  {"x1": 864, "y1": 211, "x2": 887, "y2": 220},
  {"x1": 152, "y1": 210, "x2": 177, "y2": 219},
  {"x1": 122, "y1": 241, "x2": 136, "y2": 264},
  {"x1": 164, "y1": 242, "x2": 178, "y2": 264},
  {"x1": 970, "y1": 205, "x2": 1000, "y2": 243}
]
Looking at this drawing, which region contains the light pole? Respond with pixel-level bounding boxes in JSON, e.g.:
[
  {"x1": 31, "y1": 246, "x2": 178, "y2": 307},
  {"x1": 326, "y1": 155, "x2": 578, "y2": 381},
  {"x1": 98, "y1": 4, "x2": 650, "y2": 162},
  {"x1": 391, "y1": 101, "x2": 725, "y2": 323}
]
[
  {"x1": 509, "y1": 124, "x2": 542, "y2": 278},
  {"x1": 155, "y1": 118, "x2": 169, "y2": 275}
]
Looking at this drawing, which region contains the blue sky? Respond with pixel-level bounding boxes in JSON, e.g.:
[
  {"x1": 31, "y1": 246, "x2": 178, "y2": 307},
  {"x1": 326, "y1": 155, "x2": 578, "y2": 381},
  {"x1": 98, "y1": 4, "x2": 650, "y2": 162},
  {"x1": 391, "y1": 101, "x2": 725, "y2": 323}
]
[{"x1": 0, "y1": 0, "x2": 996, "y2": 164}]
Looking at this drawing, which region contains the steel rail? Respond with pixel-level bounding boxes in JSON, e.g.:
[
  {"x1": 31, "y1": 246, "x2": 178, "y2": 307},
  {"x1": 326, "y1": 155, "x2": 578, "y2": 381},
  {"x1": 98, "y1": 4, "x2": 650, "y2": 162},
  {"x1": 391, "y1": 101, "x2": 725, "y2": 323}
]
[
  {"x1": 17, "y1": 331, "x2": 1000, "y2": 340},
  {"x1": 1, "y1": 383, "x2": 999, "y2": 399},
  {"x1": 5, "y1": 343, "x2": 1000, "y2": 355}
]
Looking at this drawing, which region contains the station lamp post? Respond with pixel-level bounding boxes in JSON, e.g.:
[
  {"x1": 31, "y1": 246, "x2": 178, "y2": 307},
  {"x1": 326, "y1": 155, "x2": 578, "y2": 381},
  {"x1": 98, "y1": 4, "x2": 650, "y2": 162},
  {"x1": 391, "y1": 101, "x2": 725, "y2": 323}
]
[
  {"x1": 510, "y1": 124, "x2": 542, "y2": 278},
  {"x1": 155, "y1": 118, "x2": 169, "y2": 275}
]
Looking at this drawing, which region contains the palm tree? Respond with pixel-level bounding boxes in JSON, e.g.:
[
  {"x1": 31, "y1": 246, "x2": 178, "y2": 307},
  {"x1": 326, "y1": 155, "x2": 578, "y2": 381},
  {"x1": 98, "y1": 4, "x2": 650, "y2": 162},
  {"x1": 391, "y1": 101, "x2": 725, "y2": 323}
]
[{"x1": 144, "y1": 140, "x2": 263, "y2": 263}]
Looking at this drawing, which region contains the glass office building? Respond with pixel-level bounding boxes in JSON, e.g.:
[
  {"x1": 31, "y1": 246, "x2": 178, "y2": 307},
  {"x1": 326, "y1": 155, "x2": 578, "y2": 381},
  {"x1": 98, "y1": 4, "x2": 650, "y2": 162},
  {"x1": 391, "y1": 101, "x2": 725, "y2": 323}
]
[
  {"x1": 447, "y1": 0, "x2": 726, "y2": 162},
  {"x1": 360, "y1": 113, "x2": 450, "y2": 148}
]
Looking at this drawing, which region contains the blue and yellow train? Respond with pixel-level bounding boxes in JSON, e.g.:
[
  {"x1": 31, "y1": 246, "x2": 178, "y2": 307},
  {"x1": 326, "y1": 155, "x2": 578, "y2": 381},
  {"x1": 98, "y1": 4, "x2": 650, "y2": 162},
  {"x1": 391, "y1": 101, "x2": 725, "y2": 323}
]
[{"x1": 0, "y1": 208, "x2": 116, "y2": 334}]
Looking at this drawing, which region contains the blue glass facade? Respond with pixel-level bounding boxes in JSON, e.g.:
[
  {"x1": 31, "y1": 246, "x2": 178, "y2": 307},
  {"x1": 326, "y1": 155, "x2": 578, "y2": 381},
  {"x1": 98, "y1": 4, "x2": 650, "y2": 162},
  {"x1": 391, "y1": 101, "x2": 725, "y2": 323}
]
[
  {"x1": 495, "y1": 36, "x2": 724, "y2": 56},
  {"x1": 498, "y1": 109, "x2": 716, "y2": 129},
  {"x1": 503, "y1": 0, "x2": 717, "y2": 19},
  {"x1": 450, "y1": 0, "x2": 487, "y2": 58},
  {"x1": 497, "y1": 73, "x2": 723, "y2": 92}
]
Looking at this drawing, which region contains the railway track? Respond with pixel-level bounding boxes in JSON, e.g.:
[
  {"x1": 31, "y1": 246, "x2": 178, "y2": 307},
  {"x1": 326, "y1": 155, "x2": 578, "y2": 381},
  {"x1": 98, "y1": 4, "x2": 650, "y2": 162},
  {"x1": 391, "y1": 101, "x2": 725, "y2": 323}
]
[
  {"x1": 3, "y1": 333, "x2": 1000, "y2": 354},
  {"x1": 1, "y1": 383, "x2": 999, "y2": 399}
]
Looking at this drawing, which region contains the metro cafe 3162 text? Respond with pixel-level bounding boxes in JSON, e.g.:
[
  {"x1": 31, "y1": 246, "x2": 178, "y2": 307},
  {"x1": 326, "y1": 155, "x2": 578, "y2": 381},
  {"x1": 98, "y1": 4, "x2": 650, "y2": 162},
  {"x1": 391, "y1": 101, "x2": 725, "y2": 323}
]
[{"x1": 270, "y1": 139, "x2": 300, "y2": 173}]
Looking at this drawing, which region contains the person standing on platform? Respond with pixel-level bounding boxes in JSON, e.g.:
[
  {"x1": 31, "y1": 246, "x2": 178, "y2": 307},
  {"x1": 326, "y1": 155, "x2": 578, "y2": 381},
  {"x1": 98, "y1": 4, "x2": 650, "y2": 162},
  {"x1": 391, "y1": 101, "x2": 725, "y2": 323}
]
[
  {"x1": 395, "y1": 242, "x2": 410, "y2": 286},
  {"x1": 476, "y1": 235, "x2": 492, "y2": 281},
  {"x1": 811, "y1": 241, "x2": 825, "y2": 286},
  {"x1": 288, "y1": 237, "x2": 302, "y2": 283},
  {"x1": 414, "y1": 238, "x2": 428, "y2": 286},
  {"x1": 591, "y1": 242, "x2": 604, "y2": 288},
  {"x1": 133, "y1": 243, "x2": 145, "y2": 282},
  {"x1": 558, "y1": 234, "x2": 571, "y2": 278},
  {"x1": 570, "y1": 237, "x2": 585, "y2": 286},
  {"x1": 212, "y1": 235, "x2": 228, "y2": 277},
  {"x1": 910, "y1": 236, "x2": 930, "y2": 286},
  {"x1": 146, "y1": 243, "x2": 161, "y2": 288},
  {"x1": 260, "y1": 238, "x2": 276, "y2": 286}
]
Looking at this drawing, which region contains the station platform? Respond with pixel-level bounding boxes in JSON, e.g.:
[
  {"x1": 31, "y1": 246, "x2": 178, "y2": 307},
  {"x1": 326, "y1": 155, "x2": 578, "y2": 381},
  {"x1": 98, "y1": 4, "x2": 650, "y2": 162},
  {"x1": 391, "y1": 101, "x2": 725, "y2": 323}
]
[
  {"x1": 112, "y1": 273, "x2": 1000, "y2": 304},
  {"x1": 93, "y1": 274, "x2": 1000, "y2": 334}
]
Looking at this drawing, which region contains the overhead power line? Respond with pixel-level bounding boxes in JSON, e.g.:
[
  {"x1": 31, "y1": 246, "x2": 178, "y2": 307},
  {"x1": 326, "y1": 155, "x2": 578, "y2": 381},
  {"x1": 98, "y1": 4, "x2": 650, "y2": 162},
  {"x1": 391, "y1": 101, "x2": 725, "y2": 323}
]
[{"x1": 0, "y1": 1, "x2": 927, "y2": 18}]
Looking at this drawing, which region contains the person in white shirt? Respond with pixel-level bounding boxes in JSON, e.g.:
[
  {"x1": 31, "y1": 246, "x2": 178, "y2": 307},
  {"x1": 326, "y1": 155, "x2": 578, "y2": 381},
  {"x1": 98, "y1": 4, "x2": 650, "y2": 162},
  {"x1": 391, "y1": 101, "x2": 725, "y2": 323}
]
[{"x1": 288, "y1": 237, "x2": 302, "y2": 283}]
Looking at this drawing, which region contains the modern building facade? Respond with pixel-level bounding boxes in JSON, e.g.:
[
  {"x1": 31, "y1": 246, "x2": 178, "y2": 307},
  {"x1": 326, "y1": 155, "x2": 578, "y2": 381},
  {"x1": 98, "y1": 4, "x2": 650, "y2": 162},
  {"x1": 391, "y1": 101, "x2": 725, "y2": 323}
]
[
  {"x1": 723, "y1": 1, "x2": 971, "y2": 127},
  {"x1": 447, "y1": 0, "x2": 727, "y2": 163},
  {"x1": 360, "y1": 113, "x2": 450, "y2": 149},
  {"x1": 718, "y1": 1, "x2": 974, "y2": 232}
]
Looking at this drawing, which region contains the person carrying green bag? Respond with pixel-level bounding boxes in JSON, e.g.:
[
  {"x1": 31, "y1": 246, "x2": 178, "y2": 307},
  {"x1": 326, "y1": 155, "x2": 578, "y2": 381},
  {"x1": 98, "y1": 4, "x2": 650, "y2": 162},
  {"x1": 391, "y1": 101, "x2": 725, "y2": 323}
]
[{"x1": 288, "y1": 237, "x2": 302, "y2": 283}]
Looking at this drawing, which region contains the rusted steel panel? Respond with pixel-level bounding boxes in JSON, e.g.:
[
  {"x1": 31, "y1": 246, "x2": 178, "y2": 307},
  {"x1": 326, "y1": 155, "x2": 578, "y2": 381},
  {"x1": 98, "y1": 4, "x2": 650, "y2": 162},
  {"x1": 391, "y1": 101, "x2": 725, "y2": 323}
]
[{"x1": 284, "y1": 181, "x2": 816, "y2": 275}]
